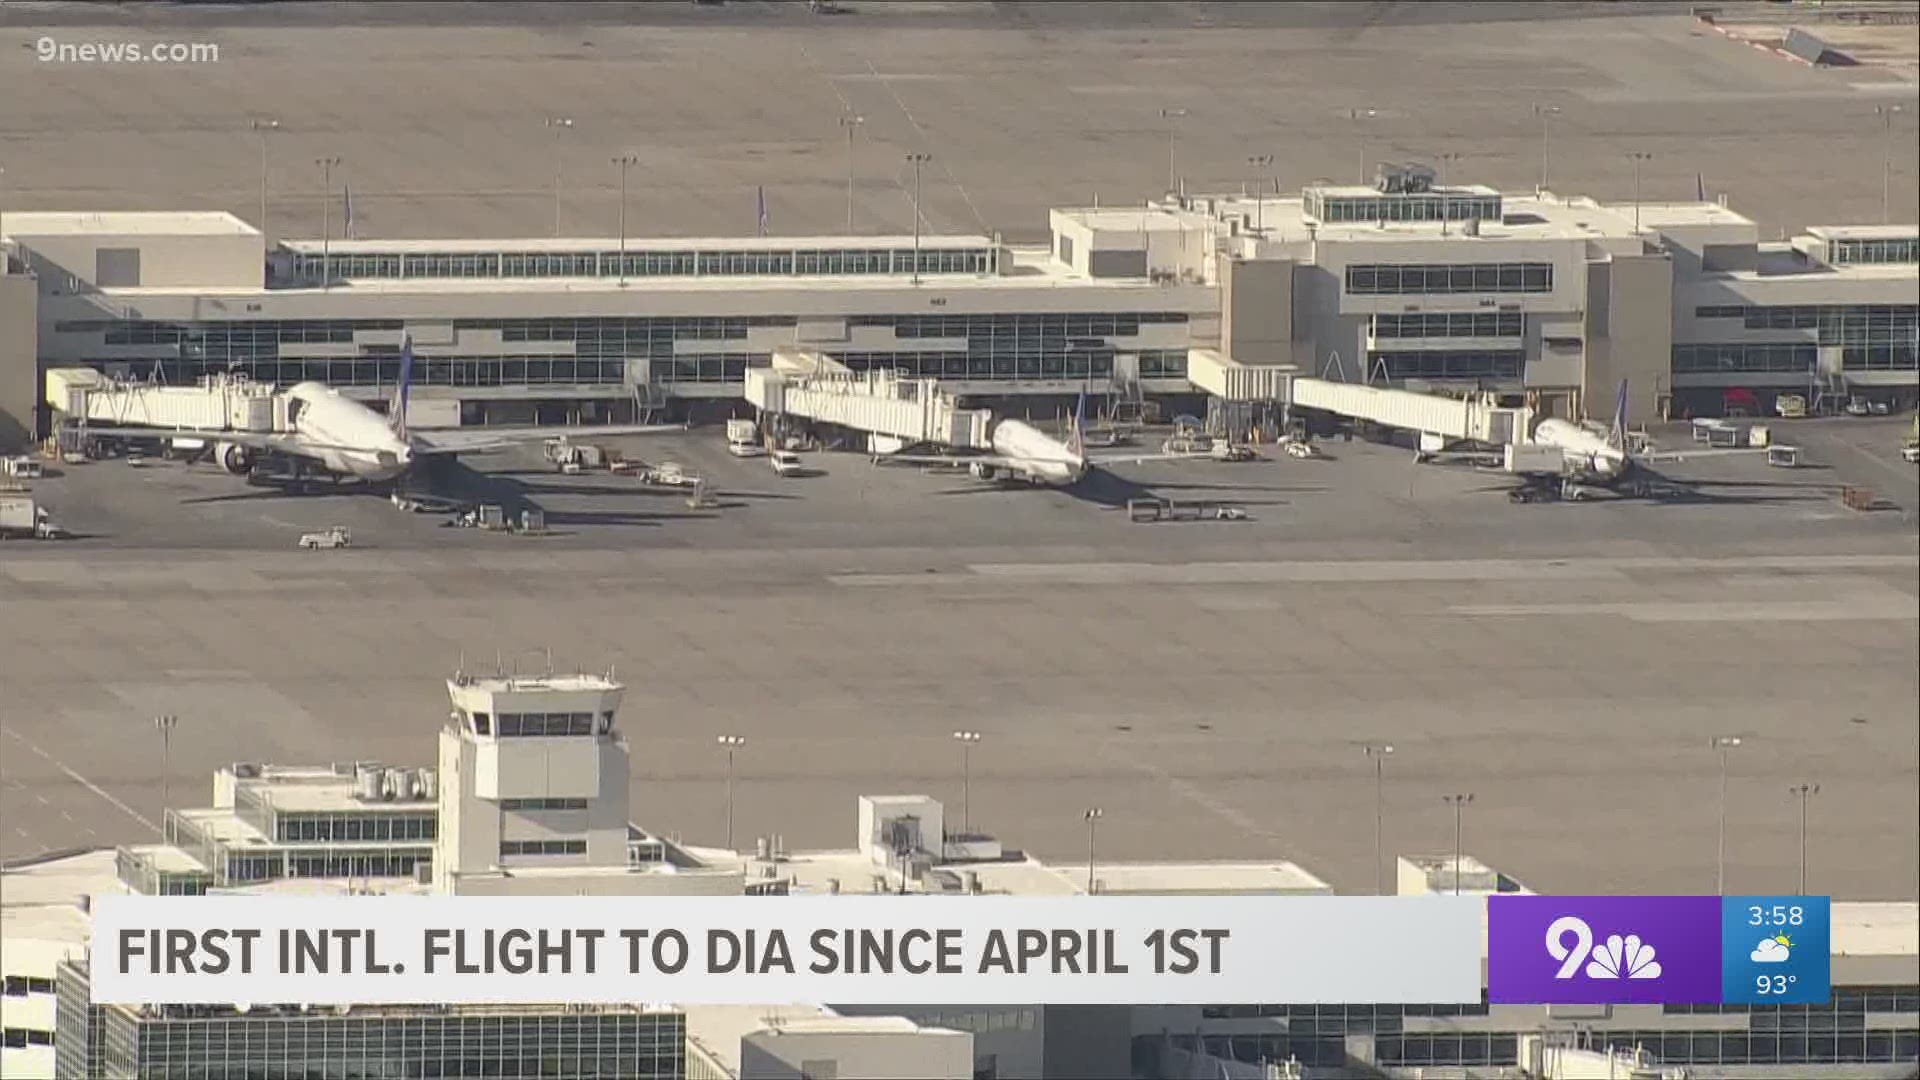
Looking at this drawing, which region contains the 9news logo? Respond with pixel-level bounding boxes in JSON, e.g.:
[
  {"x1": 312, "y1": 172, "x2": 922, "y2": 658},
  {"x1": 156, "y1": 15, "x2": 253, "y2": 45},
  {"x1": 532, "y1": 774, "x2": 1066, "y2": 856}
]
[{"x1": 1487, "y1": 896, "x2": 1723, "y2": 1005}]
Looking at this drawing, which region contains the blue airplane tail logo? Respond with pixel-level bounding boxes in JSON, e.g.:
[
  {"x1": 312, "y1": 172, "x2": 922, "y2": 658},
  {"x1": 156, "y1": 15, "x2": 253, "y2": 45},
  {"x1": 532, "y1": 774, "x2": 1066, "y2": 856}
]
[{"x1": 393, "y1": 336, "x2": 414, "y2": 442}]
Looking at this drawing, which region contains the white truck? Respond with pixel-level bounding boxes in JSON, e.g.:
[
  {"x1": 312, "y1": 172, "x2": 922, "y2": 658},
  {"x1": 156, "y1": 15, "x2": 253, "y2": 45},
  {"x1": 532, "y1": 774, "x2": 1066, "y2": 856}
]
[
  {"x1": 0, "y1": 496, "x2": 66, "y2": 540},
  {"x1": 725, "y1": 418, "x2": 763, "y2": 457},
  {"x1": 297, "y1": 526, "x2": 352, "y2": 549}
]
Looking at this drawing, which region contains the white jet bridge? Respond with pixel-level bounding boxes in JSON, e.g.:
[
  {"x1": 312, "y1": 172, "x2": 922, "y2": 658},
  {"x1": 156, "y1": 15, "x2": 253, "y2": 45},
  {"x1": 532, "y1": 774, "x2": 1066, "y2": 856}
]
[
  {"x1": 1187, "y1": 348, "x2": 1533, "y2": 449},
  {"x1": 46, "y1": 368, "x2": 281, "y2": 434},
  {"x1": 744, "y1": 347, "x2": 992, "y2": 452}
]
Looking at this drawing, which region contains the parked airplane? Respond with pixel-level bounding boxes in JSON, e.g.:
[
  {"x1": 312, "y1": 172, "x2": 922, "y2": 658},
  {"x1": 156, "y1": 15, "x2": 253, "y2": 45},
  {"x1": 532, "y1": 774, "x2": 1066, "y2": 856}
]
[
  {"x1": 873, "y1": 392, "x2": 1206, "y2": 487},
  {"x1": 83, "y1": 339, "x2": 677, "y2": 486},
  {"x1": 1521, "y1": 380, "x2": 1764, "y2": 497}
]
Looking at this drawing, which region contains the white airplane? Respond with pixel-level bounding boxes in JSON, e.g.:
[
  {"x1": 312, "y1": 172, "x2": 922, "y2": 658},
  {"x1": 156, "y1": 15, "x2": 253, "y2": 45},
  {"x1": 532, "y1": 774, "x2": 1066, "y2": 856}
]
[
  {"x1": 86, "y1": 339, "x2": 677, "y2": 485},
  {"x1": 873, "y1": 392, "x2": 1205, "y2": 487},
  {"x1": 1521, "y1": 380, "x2": 1763, "y2": 497}
]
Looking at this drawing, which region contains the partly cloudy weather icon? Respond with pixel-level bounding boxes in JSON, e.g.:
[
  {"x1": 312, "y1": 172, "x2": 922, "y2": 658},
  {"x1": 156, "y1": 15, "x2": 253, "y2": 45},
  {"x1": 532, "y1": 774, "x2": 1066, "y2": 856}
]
[{"x1": 1751, "y1": 935, "x2": 1793, "y2": 963}]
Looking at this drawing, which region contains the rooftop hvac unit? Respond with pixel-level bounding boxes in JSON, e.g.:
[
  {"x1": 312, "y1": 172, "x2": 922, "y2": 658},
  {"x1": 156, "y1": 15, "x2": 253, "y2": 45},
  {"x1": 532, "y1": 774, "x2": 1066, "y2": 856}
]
[
  {"x1": 355, "y1": 765, "x2": 383, "y2": 801},
  {"x1": 383, "y1": 767, "x2": 406, "y2": 801},
  {"x1": 419, "y1": 768, "x2": 438, "y2": 800}
]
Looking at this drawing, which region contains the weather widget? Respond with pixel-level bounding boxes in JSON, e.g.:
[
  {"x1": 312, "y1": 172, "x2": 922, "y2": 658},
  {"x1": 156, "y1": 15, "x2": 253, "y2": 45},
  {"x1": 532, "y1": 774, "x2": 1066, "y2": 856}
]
[{"x1": 1488, "y1": 895, "x2": 1833, "y2": 1005}]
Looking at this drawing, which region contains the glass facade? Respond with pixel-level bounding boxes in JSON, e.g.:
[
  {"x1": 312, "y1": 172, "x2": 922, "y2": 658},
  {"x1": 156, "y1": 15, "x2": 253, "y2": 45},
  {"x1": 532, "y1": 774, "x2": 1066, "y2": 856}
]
[
  {"x1": 1174, "y1": 986, "x2": 1920, "y2": 1073},
  {"x1": 53, "y1": 311, "x2": 1191, "y2": 390},
  {"x1": 1305, "y1": 191, "x2": 1503, "y2": 224},
  {"x1": 1681, "y1": 303, "x2": 1918, "y2": 374},
  {"x1": 1370, "y1": 349, "x2": 1524, "y2": 380},
  {"x1": 290, "y1": 244, "x2": 997, "y2": 283},
  {"x1": 1373, "y1": 312, "x2": 1524, "y2": 338},
  {"x1": 500, "y1": 839, "x2": 588, "y2": 857},
  {"x1": 1345, "y1": 263, "x2": 1553, "y2": 295},
  {"x1": 93, "y1": 1005, "x2": 684, "y2": 1080},
  {"x1": 1673, "y1": 342, "x2": 1818, "y2": 374},
  {"x1": 1829, "y1": 237, "x2": 1919, "y2": 265}
]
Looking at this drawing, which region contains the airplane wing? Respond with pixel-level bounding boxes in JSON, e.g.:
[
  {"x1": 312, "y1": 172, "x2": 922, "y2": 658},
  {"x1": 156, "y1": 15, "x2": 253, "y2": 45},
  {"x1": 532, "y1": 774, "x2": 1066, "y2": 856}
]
[
  {"x1": 72, "y1": 426, "x2": 358, "y2": 458},
  {"x1": 1086, "y1": 450, "x2": 1212, "y2": 466},
  {"x1": 410, "y1": 423, "x2": 687, "y2": 456},
  {"x1": 871, "y1": 452, "x2": 1029, "y2": 469},
  {"x1": 1638, "y1": 447, "x2": 1769, "y2": 464}
]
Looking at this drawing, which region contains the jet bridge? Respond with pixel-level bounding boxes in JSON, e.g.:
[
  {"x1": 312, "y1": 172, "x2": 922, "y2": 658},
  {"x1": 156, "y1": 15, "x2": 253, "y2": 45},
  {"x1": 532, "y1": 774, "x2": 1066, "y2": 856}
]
[
  {"x1": 744, "y1": 348, "x2": 992, "y2": 450},
  {"x1": 1186, "y1": 348, "x2": 1531, "y2": 446},
  {"x1": 46, "y1": 369, "x2": 280, "y2": 433}
]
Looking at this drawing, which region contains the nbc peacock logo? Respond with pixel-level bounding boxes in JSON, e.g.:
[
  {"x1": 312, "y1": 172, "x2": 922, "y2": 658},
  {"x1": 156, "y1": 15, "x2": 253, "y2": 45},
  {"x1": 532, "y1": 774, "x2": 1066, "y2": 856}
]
[{"x1": 1545, "y1": 915, "x2": 1664, "y2": 981}]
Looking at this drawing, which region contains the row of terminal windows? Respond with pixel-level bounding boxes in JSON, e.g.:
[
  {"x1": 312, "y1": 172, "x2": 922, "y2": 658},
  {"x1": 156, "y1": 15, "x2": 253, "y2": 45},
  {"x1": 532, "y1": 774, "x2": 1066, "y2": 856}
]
[
  {"x1": 277, "y1": 813, "x2": 437, "y2": 843},
  {"x1": 1845, "y1": 343, "x2": 1918, "y2": 370},
  {"x1": 478, "y1": 712, "x2": 608, "y2": 737},
  {"x1": 868, "y1": 312, "x2": 1189, "y2": 338},
  {"x1": 284, "y1": 850, "x2": 429, "y2": 879},
  {"x1": 1373, "y1": 312, "x2": 1524, "y2": 338},
  {"x1": 500, "y1": 840, "x2": 587, "y2": 857},
  {"x1": 3, "y1": 976, "x2": 55, "y2": 996},
  {"x1": 96, "y1": 357, "x2": 627, "y2": 390},
  {"x1": 1829, "y1": 237, "x2": 1919, "y2": 265},
  {"x1": 1346, "y1": 262, "x2": 1553, "y2": 295},
  {"x1": 1694, "y1": 303, "x2": 1917, "y2": 340},
  {"x1": 502, "y1": 798, "x2": 589, "y2": 811},
  {"x1": 3, "y1": 1029, "x2": 54, "y2": 1048},
  {"x1": 1672, "y1": 343, "x2": 1817, "y2": 374},
  {"x1": 289, "y1": 247, "x2": 997, "y2": 282},
  {"x1": 1370, "y1": 349, "x2": 1523, "y2": 380},
  {"x1": 1566, "y1": 1029, "x2": 1919, "y2": 1066},
  {"x1": 1306, "y1": 193, "x2": 1504, "y2": 224}
]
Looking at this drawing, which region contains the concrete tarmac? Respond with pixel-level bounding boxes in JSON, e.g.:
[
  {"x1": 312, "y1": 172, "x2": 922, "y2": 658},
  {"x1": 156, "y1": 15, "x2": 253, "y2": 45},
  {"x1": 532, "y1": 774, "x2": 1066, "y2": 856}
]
[{"x1": 3, "y1": 426, "x2": 1915, "y2": 899}]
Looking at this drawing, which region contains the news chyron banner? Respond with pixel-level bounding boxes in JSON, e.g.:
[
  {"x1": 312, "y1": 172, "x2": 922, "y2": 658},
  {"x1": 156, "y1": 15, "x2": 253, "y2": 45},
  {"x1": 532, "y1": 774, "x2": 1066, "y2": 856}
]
[
  {"x1": 1488, "y1": 895, "x2": 1833, "y2": 1006},
  {"x1": 90, "y1": 895, "x2": 1483, "y2": 1006}
]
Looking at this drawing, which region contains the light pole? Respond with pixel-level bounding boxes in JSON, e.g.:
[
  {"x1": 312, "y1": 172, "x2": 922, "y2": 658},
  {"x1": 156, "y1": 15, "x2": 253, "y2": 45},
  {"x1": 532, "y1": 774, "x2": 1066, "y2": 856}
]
[
  {"x1": 612, "y1": 154, "x2": 638, "y2": 285},
  {"x1": 838, "y1": 114, "x2": 864, "y2": 233},
  {"x1": 952, "y1": 731, "x2": 981, "y2": 832},
  {"x1": 250, "y1": 119, "x2": 279, "y2": 238},
  {"x1": 315, "y1": 156, "x2": 341, "y2": 286},
  {"x1": 1711, "y1": 735, "x2": 1745, "y2": 895},
  {"x1": 1247, "y1": 154, "x2": 1274, "y2": 232},
  {"x1": 717, "y1": 735, "x2": 746, "y2": 851},
  {"x1": 1159, "y1": 107, "x2": 1188, "y2": 194},
  {"x1": 1627, "y1": 151, "x2": 1653, "y2": 233},
  {"x1": 1083, "y1": 808, "x2": 1104, "y2": 894},
  {"x1": 1363, "y1": 744, "x2": 1393, "y2": 895},
  {"x1": 153, "y1": 715, "x2": 178, "y2": 820},
  {"x1": 546, "y1": 117, "x2": 574, "y2": 237},
  {"x1": 1874, "y1": 104, "x2": 1904, "y2": 225},
  {"x1": 1788, "y1": 783, "x2": 1819, "y2": 894},
  {"x1": 904, "y1": 152, "x2": 931, "y2": 285},
  {"x1": 1442, "y1": 793, "x2": 1475, "y2": 895},
  {"x1": 1349, "y1": 107, "x2": 1377, "y2": 183},
  {"x1": 1533, "y1": 104, "x2": 1560, "y2": 191}
]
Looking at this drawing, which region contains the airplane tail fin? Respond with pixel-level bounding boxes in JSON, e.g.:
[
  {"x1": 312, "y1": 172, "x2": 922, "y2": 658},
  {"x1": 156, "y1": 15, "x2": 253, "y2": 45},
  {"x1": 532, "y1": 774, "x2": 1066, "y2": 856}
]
[
  {"x1": 1609, "y1": 378, "x2": 1629, "y2": 450},
  {"x1": 1067, "y1": 388, "x2": 1087, "y2": 458},
  {"x1": 392, "y1": 336, "x2": 414, "y2": 442}
]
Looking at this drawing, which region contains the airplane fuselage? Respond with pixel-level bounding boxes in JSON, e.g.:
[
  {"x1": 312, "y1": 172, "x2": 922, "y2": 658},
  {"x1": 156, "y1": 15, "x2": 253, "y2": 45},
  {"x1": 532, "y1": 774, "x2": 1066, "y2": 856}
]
[
  {"x1": 283, "y1": 382, "x2": 414, "y2": 481},
  {"x1": 1530, "y1": 417, "x2": 1631, "y2": 483},
  {"x1": 985, "y1": 418, "x2": 1086, "y2": 486}
]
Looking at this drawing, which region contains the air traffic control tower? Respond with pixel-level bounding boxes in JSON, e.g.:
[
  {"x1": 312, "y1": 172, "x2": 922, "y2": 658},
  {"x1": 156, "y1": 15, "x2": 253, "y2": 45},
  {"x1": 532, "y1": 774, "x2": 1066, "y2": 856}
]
[{"x1": 435, "y1": 669, "x2": 735, "y2": 895}]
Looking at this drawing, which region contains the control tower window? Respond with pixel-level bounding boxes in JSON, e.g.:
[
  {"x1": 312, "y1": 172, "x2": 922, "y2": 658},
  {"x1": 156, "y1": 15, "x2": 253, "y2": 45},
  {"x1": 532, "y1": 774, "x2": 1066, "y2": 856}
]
[{"x1": 472, "y1": 712, "x2": 490, "y2": 735}]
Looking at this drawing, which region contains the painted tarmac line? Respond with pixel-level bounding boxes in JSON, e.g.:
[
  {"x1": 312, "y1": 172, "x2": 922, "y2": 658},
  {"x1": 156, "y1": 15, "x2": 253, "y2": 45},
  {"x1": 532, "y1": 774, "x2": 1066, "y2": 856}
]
[{"x1": 0, "y1": 726, "x2": 159, "y2": 836}]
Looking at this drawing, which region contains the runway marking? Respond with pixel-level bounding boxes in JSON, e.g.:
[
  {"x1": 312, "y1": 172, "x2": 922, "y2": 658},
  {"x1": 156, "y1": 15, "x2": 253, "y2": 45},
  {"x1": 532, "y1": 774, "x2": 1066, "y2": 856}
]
[
  {"x1": 1451, "y1": 596, "x2": 1918, "y2": 623},
  {"x1": 0, "y1": 726, "x2": 159, "y2": 837},
  {"x1": 831, "y1": 554, "x2": 1917, "y2": 588}
]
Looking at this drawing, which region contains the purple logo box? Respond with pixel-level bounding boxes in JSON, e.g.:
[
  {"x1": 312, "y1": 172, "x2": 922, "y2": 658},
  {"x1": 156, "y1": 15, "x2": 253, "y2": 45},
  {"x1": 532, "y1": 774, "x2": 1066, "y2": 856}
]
[{"x1": 1489, "y1": 896, "x2": 1722, "y2": 1004}]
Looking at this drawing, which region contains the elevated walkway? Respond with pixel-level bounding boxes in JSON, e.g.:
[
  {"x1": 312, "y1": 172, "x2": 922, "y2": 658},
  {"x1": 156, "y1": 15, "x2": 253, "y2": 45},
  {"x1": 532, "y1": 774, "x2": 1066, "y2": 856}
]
[
  {"x1": 744, "y1": 347, "x2": 992, "y2": 450},
  {"x1": 45, "y1": 369, "x2": 280, "y2": 433},
  {"x1": 1186, "y1": 348, "x2": 1531, "y2": 445}
]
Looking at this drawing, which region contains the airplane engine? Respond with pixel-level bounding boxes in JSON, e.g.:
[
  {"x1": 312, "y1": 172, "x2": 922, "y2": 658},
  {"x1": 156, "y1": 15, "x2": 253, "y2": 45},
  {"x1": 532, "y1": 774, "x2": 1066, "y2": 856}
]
[
  {"x1": 218, "y1": 442, "x2": 255, "y2": 475},
  {"x1": 969, "y1": 462, "x2": 998, "y2": 481}
]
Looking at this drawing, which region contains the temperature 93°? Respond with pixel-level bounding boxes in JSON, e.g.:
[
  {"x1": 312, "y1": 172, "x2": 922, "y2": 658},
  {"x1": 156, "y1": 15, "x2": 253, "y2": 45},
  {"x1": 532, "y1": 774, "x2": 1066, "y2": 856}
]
[
  {"x1": 1747, "y1": 904, "x2": 1804, "y2": 928},
  {"x1": 1756, "y1": 973, "x2": 1800, "y2": 996}
]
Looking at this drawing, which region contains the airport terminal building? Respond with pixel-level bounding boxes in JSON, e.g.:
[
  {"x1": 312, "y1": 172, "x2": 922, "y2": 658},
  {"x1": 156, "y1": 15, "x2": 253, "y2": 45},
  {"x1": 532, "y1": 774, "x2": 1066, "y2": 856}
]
[{"x1": 0, "y1": 170, "x2": 1913, "y2": 448}]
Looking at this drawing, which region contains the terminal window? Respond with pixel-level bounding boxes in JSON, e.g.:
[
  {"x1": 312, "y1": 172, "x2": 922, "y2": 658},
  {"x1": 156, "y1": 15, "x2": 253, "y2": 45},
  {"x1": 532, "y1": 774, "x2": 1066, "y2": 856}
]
[
  {"x1": 1346, "y1": 263, "x2": 1552, "y2": 295},
  {"x1": 500, "y1": 840, "x2": 588, "y2": 857}
]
